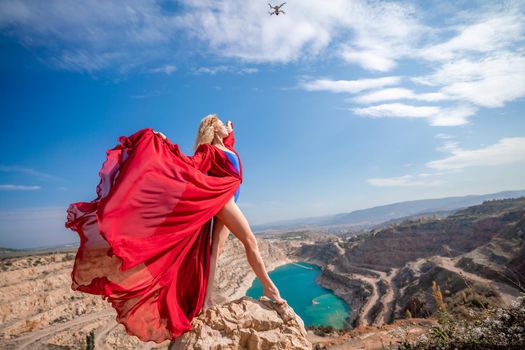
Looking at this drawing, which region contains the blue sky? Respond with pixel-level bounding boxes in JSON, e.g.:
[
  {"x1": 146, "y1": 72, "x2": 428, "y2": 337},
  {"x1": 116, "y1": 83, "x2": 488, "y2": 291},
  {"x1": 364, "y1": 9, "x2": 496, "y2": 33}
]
[{"x1": 1, "y1": 0, "x2": 524, "y2": 249}]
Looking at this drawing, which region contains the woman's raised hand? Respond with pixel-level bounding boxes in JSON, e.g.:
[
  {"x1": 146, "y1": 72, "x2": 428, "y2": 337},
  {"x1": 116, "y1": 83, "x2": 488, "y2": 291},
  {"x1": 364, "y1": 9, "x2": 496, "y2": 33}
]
[
  {"x1": 226, "y1": 121, "x2": 233, "y2": 133},
  {"x1": 153, "y1": 130, "x2": 167, "y2": 140}
]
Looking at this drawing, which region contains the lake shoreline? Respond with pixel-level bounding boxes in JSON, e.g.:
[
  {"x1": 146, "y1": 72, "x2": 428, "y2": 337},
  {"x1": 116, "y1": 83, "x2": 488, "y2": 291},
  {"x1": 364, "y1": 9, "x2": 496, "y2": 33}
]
[{"x1": 245, "y1": 259, "x2": 354, "y2": 329}]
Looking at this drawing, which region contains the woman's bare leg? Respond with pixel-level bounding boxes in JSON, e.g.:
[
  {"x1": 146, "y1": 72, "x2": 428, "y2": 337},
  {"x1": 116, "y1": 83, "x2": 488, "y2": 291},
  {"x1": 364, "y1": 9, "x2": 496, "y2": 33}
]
[
  {"x1": 215, "y1": 197, "x2": 286, "y2": 304},
  {"x1": 203, "y1": 217, "x2": 230, "y2": 310}
]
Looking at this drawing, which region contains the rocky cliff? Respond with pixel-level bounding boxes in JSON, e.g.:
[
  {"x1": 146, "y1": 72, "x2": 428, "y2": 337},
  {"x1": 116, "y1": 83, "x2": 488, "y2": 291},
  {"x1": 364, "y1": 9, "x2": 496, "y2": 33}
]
[
  {"x1": 169, "y1": 296, "x2": 311, "y2": 350},
  {"x1": 0, "y1": 237, "x2": 301, "y2": 349},
  {"x1": 292, "y1": 197, "x2": 525, "y2": 329},
  {"x1": 1, "y1": 197, "x2": 523, "y2": 349}
]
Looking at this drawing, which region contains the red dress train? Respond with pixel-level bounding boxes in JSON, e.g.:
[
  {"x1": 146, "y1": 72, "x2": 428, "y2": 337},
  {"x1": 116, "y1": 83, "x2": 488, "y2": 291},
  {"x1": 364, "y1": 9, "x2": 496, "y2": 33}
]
[{"x1": 65, "y1": 125, "x2": 242, "y2": 343}]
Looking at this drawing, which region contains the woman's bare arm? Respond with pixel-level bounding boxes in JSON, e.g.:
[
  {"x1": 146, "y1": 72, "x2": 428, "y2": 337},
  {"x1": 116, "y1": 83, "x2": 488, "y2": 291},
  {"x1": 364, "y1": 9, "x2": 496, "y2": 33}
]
[
  {"x1": 153, "y1": 130, "x2": 167, "y2": 139},
  {"x1": 223, "y1": 121, "x2": 235, "y2": 148}
]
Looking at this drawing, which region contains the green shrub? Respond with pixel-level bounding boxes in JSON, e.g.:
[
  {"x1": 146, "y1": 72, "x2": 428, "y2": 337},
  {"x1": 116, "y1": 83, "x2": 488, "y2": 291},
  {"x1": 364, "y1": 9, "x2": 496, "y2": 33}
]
[{"x1": 398, "y1": 291, "x2": 525, "y2": 349}]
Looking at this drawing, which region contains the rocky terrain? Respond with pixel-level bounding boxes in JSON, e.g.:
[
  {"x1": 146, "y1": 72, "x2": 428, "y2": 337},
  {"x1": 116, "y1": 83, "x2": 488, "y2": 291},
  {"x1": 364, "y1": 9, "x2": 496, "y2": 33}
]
[
  {"x1": 0, "y1": 197, "x2": 523, "y2": 349},
  {"x1": 294, "y1": 197, "x2": 525, "y2": 330},
  {"x1": 169, "y1": 296, "x2": 312, "y2": 350},
  {"x1": 0, "y1": 238, "x2": 302, "y2": 349}
]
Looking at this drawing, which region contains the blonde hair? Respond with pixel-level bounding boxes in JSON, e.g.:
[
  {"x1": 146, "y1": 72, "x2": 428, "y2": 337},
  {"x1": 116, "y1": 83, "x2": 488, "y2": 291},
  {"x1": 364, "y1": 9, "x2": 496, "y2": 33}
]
[{"x1": 193, "y1": 114, "x2": 220, "y2": 152}]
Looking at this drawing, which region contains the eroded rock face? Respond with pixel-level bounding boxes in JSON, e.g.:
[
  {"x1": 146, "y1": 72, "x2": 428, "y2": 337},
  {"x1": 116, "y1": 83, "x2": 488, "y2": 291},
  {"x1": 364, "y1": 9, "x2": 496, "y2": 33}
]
[{"x1": 169, "y1": 296, "x2": 312, "y2": 350}]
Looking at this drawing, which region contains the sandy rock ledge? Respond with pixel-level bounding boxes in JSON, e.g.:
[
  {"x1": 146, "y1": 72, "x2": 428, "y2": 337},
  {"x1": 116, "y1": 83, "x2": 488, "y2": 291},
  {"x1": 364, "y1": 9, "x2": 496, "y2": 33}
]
[{"x1": 169, "y1": 296, "x2": 312, "y2": 350}]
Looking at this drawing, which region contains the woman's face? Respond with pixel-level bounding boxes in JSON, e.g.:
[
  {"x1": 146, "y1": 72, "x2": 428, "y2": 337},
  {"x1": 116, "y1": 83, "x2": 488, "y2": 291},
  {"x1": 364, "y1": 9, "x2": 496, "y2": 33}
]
[{"x1": 215, "y1": 119, "x2": 229, "y2": 138}]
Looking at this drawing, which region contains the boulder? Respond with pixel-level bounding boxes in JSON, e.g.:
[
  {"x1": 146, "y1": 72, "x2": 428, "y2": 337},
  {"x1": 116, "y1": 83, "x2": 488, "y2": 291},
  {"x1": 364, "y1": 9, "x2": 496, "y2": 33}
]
[{"x1": 169, "y1": 296, "x2": 312, "y2": 350}]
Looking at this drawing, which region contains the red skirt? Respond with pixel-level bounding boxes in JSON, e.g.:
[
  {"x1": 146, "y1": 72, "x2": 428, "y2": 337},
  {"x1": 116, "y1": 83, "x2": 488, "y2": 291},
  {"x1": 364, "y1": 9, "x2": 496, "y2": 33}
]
[{"x1": 65, "y1": 128, "x2": 240, "y2": 343}]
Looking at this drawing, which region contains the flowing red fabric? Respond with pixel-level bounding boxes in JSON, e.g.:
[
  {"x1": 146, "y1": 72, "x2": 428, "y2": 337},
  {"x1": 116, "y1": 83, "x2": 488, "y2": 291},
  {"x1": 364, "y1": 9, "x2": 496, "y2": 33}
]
[{"x1": 65, "y1": 126, "x2": 242, "y2": 343}]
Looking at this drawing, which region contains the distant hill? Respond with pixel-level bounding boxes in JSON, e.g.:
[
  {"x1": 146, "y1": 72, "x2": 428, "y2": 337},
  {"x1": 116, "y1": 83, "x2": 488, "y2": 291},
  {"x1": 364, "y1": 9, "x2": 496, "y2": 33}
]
[
  {"x1": 0, "y1": 243, "x2": 78, "y2": 259},
  {"x1": 252, "y1": 189, "x2": 525, "y2": 233},
  {"x1": 0, "y1": 247, "x2": 19, "y2": 253}
]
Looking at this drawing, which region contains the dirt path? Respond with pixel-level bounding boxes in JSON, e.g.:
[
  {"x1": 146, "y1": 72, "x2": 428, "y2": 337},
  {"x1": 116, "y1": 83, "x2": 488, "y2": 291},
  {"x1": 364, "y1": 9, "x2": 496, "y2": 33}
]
[
  {"x1": 4, "y1": 309, "x2": 114, "y2": 349},
  {"x1": 340, "y1": 263, "x2": 400, "y2": 328},
  {"x1": 433, "y1": 256, "x2": 522, "y2": 306},
  {"x1": 346, "y1": 267, "x2": 388, "y2": 327},
  {"x1": 371, "y1": 268, "x2": 399, "y2": 326},
  {"x1": 94, "y1": 319, "x2": 120, "y2": 350},
  {"x1": 345, "y1": 272, "x2": 378, "y2": 327},
  {"x1": 332, "y1": 253, "x2": 522, "y2": 330}
]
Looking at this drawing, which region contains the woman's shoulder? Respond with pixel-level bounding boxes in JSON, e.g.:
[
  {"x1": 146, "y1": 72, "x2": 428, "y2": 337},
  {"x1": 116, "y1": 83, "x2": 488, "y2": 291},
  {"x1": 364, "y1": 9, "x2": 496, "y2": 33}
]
[{"x1": 195, "y1": 143, "x2": 221, "y2": 159}]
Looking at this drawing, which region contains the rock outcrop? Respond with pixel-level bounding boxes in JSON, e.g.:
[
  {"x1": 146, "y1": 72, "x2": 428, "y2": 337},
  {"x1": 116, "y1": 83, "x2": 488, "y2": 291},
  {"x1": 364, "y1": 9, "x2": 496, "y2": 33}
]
[
  {"x1": 169, "y1": 296, "x2": 312, "y2": 350},
  {"x1": 292, "y1": 197, "x2": 525, "y2": 328}
]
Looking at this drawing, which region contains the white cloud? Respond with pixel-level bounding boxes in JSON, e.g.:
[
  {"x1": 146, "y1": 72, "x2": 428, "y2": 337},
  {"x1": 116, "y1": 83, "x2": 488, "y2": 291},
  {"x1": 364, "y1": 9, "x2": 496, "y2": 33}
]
[
  {"x1": 239, "y1": 68, "x2": 258, "y2": 74},
  {"x1": 436, "y1": 140, "x2": 460, "y2": 153},
  {"x1": 0, "y1": 164, "x2": 62, "y2": 181},
  {"x1": 305, "y1": 4, "x2": 525, "y2": 125},
  {"x1": 149, "y1": 64, "x2": 176, "y2": 75},
  {"x1": 0, "y1": 1, "x2": 182, "y2": 73},
  {"x1": 193, "y1": 65, "x2": 258, "y2": 75},
  {"x1": 176, "y1": 0, "x2": 424, "y2": 66},
  {"x1": 351, "y1": 52, "x2": 525, "y2": 110},
  {"x1": 429, "y1": 105, "x2": 477, "y2": 126},
  {"x1": 416, "y1": 14, "x2": 524, "y2": 62},
  {"x1": 50, "y1": 49, "x2": 125, "y2": 73},
  {"x1": 369, "y1": 135, "x2": 525, "y2": 188},
  {"x1": 352, "y1": 87, "x2": 448, "y2": 104},
  {"x1": 407, "y1": 4, "x2": 525, "y2": 108},
  {"x1": 339, "y1": 46, "x2": 397, "y2": 73},
  {"x1": 353, "y1": 103, "x2": 438, "y2": 119},
  {"x1": 337, "y1": 1, "x2": 428, "y2": 72},
  {"x1": 434, "y1": 133, "x2": 455, "y2": 140},
  {"x1": 411, "y1": 52, "x2": 525, "y2": 108},
  {"x1": 367, "y1": 173, "x2": 446, "y2": 187},
  {"x1": 0, "y1": 184, "x2": 41, "y2": 190},
  {"x1": 175, "y1": 1, "x2": 340, "y2": 63},
  {"x1": 0, "y1": 0, "x2": 426, "y2": 72},
  {"x1": 300, "y1": 76, "x2": 402, "y2": 94},
  {"x1": 426, "y1": 137, "x2": 525, "y2": 170},
  {"x1": 352, "y1": 102, "x2": 477, "y2": 126},
  {"x1": 1, "y1": 0, "x2": 524, "y2": 121},
  {"x1": 3, "y1": 0, "x2": 519, "y2": 87}
]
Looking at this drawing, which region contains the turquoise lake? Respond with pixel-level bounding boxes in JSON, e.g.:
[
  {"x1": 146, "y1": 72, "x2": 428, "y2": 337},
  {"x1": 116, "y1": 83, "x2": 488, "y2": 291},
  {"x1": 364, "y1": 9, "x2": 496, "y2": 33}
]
[{"x1": 245, "y1": 262, "x2": 351, "y2": 329}]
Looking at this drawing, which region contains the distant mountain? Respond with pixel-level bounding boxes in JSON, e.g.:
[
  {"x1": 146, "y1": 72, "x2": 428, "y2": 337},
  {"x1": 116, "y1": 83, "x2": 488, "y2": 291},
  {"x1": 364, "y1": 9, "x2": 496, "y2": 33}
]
[
  {"x1": 0, "y1": 243, "x2": 79, "y2": 259},
  {"x1": 0, "y1": 247, "x2": 19, "y2": 253},
  {"x1": 252, "y1": 189, "x2": 525, "y2": 233},
  {"x1": 0, "y1": 243, "x2": 78, "y2": 251}
]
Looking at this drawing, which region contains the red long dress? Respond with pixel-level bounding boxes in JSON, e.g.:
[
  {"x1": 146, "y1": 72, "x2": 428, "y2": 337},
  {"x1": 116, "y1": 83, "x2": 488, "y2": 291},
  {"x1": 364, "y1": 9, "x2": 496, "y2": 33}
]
[{"x1": 65, "y1": 123, "x2": 243, "y2": 343}]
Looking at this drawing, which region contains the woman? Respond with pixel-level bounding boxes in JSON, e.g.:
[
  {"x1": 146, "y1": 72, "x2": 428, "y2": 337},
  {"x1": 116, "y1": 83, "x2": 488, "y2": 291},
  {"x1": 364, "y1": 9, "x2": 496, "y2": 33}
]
[
  {"x1": 65, "y1": 114, "x2": 285, "y2": 343},
  {"x1": 156, "y1": 115, "x2": 284, "y2": 310}
]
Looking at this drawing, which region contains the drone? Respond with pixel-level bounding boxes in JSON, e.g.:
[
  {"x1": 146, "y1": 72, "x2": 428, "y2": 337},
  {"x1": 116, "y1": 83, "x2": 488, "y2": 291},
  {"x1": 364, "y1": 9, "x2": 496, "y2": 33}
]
[{"x1": 268, "y1": 2, "x2": 286, "y2": 15}]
